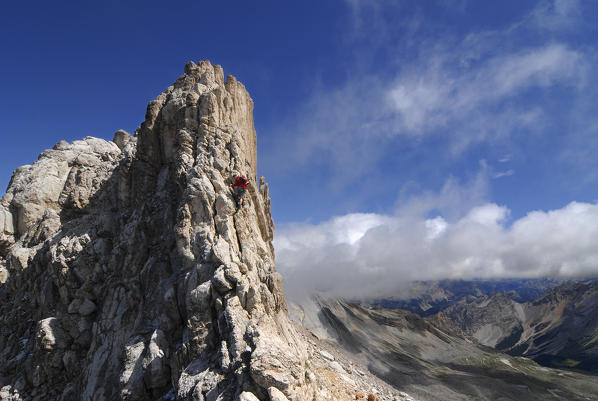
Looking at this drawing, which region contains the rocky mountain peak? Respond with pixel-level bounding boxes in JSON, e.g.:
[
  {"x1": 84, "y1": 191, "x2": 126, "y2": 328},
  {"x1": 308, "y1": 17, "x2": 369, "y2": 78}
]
[{"x1": 0, "y1": 61, "x2": 387, "y2": 401}]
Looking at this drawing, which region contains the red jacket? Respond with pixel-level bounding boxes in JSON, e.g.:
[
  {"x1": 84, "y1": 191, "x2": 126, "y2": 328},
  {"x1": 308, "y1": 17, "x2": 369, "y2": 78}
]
[{"x1": 232, "y1": 175, "x2": 249, "y2": 189}]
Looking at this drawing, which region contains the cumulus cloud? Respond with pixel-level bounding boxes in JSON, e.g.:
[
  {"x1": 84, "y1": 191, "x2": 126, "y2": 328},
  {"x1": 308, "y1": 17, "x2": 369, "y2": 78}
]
[{"x1": 275, "y1": 201, "x2": 598, "y2": 300}]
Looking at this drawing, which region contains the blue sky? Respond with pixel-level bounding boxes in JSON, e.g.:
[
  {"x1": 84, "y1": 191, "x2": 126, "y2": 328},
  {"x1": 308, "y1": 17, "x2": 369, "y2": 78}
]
[{"x1": 2, "y1": 0, "x2": 598, "y2": 294}]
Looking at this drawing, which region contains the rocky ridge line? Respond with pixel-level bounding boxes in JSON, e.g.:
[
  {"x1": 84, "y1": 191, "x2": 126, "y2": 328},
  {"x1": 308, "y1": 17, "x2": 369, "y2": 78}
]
[{"x1": 0, "y1": 61, "x2": 415, "y2": 401}]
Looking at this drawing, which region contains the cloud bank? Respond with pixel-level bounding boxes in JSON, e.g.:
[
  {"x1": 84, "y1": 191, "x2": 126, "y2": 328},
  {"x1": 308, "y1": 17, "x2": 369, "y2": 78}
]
[{"x1": 275, "y1": 201, "x2": 598, "y2": 299}]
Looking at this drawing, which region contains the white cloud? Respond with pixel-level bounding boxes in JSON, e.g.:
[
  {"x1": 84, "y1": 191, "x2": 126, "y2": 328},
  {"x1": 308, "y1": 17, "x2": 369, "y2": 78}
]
[
  {"x1": 425, "y1": 216, "x2": 447, "y2": 240},
  {"x1": 493, "y1": 169, "x2": 514, "y2": 179},
  {"x1": 275, "y1": 213, "x2": 392, "y2": 251},
  {"x1": 387, "y1": 43, "x2": 586, "y2": 138},
  {"x1": 275, "y1": 201, "x2": 598, "y2": 300}
]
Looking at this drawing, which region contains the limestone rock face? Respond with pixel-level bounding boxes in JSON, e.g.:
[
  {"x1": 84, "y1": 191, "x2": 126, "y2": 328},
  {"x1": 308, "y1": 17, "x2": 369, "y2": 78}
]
[{"x1": 0, "y1": 60, "x2": 319, "y2": 401}]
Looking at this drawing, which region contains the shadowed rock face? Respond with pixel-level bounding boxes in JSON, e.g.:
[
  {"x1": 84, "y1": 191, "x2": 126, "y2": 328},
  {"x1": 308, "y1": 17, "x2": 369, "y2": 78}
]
[{"x1": 0, "y1": 60, "x2": 308, "y2": 401}]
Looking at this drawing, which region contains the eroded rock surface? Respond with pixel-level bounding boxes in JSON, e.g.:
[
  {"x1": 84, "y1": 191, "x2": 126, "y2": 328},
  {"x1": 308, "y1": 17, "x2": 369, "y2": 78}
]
[{"x1": 0, "y1": 60, "x2": 402, "y2": 401}]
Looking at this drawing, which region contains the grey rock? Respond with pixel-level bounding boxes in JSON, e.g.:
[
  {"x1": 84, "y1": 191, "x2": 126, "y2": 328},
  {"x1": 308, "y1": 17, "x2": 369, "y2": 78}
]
[
  {"x1": 36, "y1": 318, "x2": 69, "y2": 350},
  {"x1": 0, "y1": 261, "x2": 8, "y2": 284},
  {"x1": 329, "y1": 361, "x2": 345, "y2": 374},
  {"x1": 212, "y1": 265, "x2": 233, "y2": 293},
  {"x1": 143, "y1": 329, "x2": 170, "y2": 391},
  {"x1": 59, "y1": 383, "x2": 78, "y2": 401},
  {"x1": 318, "y1": 350, "x2": 334, "y2": 361},
  {"x1": 112, "y1": 129, "x2": 131, "y2": 150},
  {"x1": 67, "y1": 299, "x2": 82, "y2": 314},
  {"x1": 62, "y1": 351, "x2": 78, "y2": 375},
  {"x1": 0, "y1": 387, "x2": 11, "y2": 400},
  {"x1": 218, "y1": 340, "x2": 231, "y2": 371},
  {"x1": 268, "y1": 387, "x2": 290, "y2": 401},
  {"x1": 238, "y1": 392, "x2": 260, "y2": 401},
  {"x1": 77, "y1": 299, "x2": 96, "y2": 316},
  {"x1": 0, "y1": 60, "x2": 338, "y2": 401}
]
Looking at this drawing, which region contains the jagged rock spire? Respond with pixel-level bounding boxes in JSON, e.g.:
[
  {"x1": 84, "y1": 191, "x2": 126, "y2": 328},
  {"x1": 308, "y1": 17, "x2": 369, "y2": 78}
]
[{"x1": 0, "y1": 60, "x2": 309, "y2": 401}]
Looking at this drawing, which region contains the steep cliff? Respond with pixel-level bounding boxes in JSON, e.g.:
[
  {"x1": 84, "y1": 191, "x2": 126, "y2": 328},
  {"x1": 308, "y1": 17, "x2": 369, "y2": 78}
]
[{"x1": 0, "y1": 61, "x2": 405, "y2": 401}]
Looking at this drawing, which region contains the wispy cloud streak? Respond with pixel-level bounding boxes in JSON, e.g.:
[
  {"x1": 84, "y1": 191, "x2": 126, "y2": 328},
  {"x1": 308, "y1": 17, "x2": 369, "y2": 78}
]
[
  {"x1": 267, "y1": 0, "x2": 591, "y2": 178},
  {"x1": 387, "y1": 43, "x2": 585, "y2": 138}
]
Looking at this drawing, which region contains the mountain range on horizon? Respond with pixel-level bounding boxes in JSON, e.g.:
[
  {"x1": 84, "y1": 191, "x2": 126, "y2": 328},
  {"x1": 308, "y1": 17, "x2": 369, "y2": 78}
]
[
  {"x1": 360, "y1": 277, "x2": 598, "y2": 373},
  {"x1": 370, "y1": 278, "x2": 570, "y2": 316},
  {"x1": 290, "y1": 286, "x2": 598, "y2": 401},
  {"x1": 424, "y1": 279, "x2": 598, "y2": 372}
]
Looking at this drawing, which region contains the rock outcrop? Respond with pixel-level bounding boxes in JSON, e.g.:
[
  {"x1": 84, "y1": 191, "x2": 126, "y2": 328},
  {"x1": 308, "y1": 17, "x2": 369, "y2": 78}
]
[{"x1": 0, "y1": 60, "x2": 395, "y2": 401}]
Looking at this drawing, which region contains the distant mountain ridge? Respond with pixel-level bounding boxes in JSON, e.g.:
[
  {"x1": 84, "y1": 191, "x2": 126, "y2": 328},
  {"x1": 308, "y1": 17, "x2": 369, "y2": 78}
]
[
  {"x1": 290, "y1": 296, "x2": 598, "y2": 401},
  {"x1": 372, "y1": 278, "x2": 567, "y2": 316},
  {"x1": 425, "y1": 280, "x2": 598, "y2": 372}
]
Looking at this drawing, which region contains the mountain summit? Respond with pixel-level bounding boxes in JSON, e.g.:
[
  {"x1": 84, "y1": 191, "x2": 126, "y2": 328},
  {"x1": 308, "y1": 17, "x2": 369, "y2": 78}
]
[{"x1": 0, "y1": 61, "x2": 406, "y2": 401}]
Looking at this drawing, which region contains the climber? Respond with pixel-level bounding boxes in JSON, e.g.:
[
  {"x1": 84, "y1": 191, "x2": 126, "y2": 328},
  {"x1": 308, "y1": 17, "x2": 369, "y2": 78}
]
[{"x1": 232, "y1": 174, "x2": 249, "y2": 208}]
